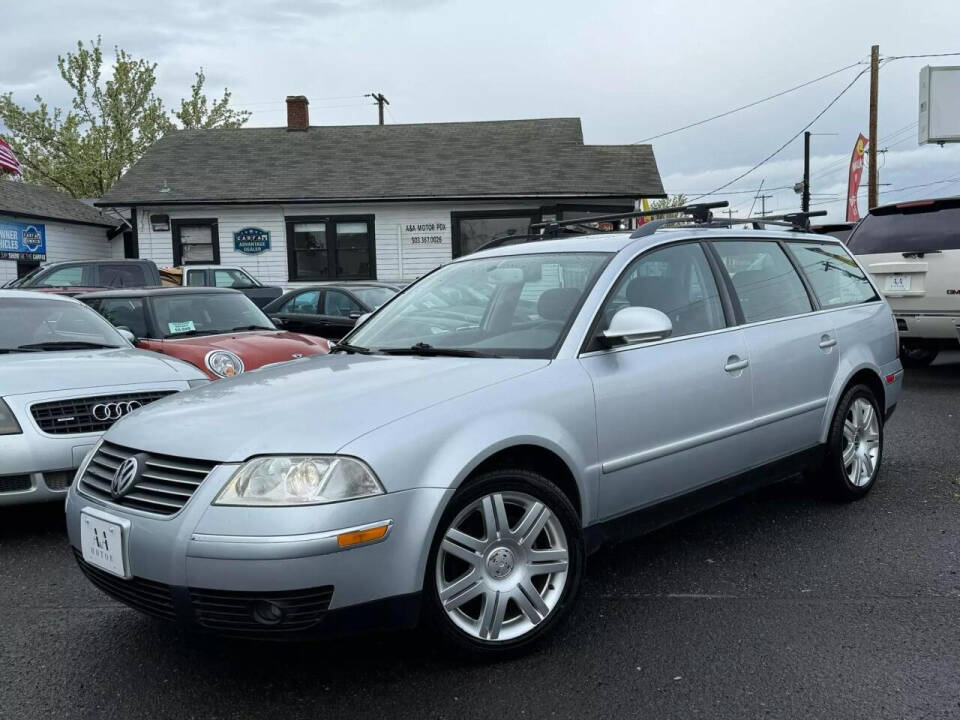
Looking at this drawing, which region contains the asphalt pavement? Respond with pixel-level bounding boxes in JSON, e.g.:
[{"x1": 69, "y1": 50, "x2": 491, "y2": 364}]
[{"x1": 2, "y1": 355, "x2": 959, "y2": 719}]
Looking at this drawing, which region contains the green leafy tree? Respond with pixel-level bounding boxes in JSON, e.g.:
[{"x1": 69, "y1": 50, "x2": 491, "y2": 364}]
[
  {"x1": 650, "y1": 194, "x2": 688, "y2": 216},
  {"x1": 0, "y1": 38, "x2": 250, "y2": 197}
]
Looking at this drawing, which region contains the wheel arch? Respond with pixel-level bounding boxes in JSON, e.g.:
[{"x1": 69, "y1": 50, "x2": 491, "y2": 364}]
[{"x1": 820, "y1": 364, "x2": 885, "y2": 443}]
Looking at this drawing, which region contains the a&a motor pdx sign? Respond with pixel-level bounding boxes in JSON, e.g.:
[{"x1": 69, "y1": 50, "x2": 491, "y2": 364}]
[
  {"x1": 233, "y1": 227, "x2": 271, "y2": 255},
  {"x1": 0, "y1": 220, "x2": 46, "y2": 260}
]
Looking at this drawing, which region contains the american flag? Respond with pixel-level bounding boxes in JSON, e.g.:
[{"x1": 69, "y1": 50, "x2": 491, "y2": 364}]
[{"x1": 0, "y1": 139, "x2": 22, "y2": 175}]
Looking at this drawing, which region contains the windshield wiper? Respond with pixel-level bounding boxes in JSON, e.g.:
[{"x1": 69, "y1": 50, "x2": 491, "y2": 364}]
[
  {"x1": 16, "y1": 341, "x2": 120, "y2": 351},
  {"x1": 165, "y1": 329, "x2": 209, "y2": 338},
  {"x1": 0, "y1": 347, "x2": 42, "y2": 353},
  {"x1": 330, "y1": 341, "x2": 375, "y2": 355},
  {"x1": 227, "y1": 325, "x2": 273, "y2": 332},
  {"x1": 379, "y1": 342, "x2": 498, "y2": 358}
]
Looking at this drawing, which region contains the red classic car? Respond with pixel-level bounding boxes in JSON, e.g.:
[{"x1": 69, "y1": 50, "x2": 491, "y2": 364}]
[{"x1": 79, "y1": 287, "x2": 329, "y2": 379}]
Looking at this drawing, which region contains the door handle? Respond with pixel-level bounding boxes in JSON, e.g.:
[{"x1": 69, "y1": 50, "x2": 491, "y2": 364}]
[
  {"x1": 819, "y1": 334, "x2": 837, "y2": 349},
  {"x1": 724, "y1": 355, "x2": 749, "y2": 373}
]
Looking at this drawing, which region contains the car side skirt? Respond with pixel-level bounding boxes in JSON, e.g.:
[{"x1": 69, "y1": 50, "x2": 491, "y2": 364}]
[{"x1": 583, "y1": 445, "x2": 825, "y2": 554}]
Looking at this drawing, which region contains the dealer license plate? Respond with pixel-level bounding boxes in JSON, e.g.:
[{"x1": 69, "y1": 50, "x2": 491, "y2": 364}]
[
  {"x1": 80, "y1": 511, "x2": 127, "y2": 577},
  {"x1": 884, "y1": 274, "x2": 911, "y2": 292}
]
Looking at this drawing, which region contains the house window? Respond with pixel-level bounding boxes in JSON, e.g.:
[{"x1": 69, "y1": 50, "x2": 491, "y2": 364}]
[
  {"x1": 451, "y1": 210, "x2": 540, "y2": 257},
  {"x1": 286, "y1": 215, "x2": 375, "y2": 281},
  {"x1": 172, "y1": 219, "x2": 219, "y2": 266}
]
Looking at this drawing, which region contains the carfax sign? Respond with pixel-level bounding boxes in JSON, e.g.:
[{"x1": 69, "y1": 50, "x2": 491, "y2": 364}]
[
  {"x1": 233, "y1": 227, "x2": 271, "y2": 255},
  {"x1": 0, "y1": 221, "x2": 47, "y2": 260}
]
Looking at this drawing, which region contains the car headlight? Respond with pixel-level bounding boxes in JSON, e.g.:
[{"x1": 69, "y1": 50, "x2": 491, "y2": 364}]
[
  {"x1": 214, "y1": 456, "x2": 384, "y2": 506},
  {"x1": 0, "y1": 399, "x2": 22, "y2": 435},
  {"x1": 187, "y1": 378, "x2": 211, "y2": 388},
  {"x1": 204, "y1": 350, "x2": 244, "y2": 378}
]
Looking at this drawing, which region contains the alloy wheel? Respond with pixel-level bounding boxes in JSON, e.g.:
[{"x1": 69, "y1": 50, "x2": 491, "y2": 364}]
[
  {"x1": 435, "y1": 490, "x2": 569, "y2": 642},
  {"x1": 841, "y1": 397, "x2": 880, "y2": 487}
]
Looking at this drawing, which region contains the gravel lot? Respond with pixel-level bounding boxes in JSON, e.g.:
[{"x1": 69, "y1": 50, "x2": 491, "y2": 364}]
[{"x1": 3, "y1": 354, "x2": 959, "y2": 720}]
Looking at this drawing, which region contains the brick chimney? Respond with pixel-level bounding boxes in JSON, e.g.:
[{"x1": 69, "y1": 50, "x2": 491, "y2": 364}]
[{"x1": 286, "y1": 96, "x2": 309, "y2": 131}]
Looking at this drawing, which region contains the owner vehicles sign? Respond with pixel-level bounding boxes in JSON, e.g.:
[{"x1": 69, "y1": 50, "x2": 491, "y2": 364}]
[{"x1": 0, "y1": 220, "x2": 46, "y2": 260}]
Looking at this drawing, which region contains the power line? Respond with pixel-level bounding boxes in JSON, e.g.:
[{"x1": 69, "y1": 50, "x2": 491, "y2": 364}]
[
  {"x1": 691, "y1": 66, "x2": 871, "y2": 201},
  {"x1": 884, "y1": 51, "x2": 960, "y2": 60},
  {"x1": 631, "y1": 60, "x2": 867, "y2": 144}
]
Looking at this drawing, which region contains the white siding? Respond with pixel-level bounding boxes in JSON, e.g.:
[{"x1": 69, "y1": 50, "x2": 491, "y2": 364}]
[
  {"x1": 0, "y1": 217, "x2": 111, "y2": 285},
  {"x1": 133, "y1": 200, "x2": 545, "y2": 287}
]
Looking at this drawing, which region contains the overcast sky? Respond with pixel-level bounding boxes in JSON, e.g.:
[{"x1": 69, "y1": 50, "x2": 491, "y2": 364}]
[{"x1": 4, "y1": 0, "x2": 960, "y2": 220}]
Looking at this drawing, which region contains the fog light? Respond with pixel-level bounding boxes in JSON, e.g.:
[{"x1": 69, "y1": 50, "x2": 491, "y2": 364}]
[{"x1": 251, "y1": 599, "x2": 285, "y2": 626}]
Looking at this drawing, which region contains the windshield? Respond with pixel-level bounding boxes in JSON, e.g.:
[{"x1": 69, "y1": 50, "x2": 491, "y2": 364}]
[
  {"x1": 352, "y1": 286, "x2": 397, "y2": 308},
  {"x1": 151, "y1": 292, "x2": 275, "y2": 338},
  {"x1": 848, "y1": 200, "x2": 960, "y2": 254},
  {"x1": 347, "y1": 252, "x2": 610, "y2": 358},
  {"x1": 0, "y1": 297, "x2": 127, "y2": 351}
]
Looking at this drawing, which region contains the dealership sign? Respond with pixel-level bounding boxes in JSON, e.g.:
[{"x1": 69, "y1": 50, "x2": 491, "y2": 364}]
[
  {"x1": 0, "y1": 220, "x2": 46, "y2": 260},
  {"x1": 233, "y1": 227, "x2": 271, "y2": 255}
]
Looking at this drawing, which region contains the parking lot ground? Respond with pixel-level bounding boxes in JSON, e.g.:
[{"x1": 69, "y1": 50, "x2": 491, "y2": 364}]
[{"x1": 2, "y1": 354, "x2": 959, "y2": 720}]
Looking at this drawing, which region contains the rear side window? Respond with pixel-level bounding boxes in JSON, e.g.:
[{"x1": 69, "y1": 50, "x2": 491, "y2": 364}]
[
  {"x1": 90, "y1": 297, "x2": 150, "y2": 338},
  {"x1": 713, "y1": 241, "x2": 812, "y2": 323},
  {"x1": 186, "y1": 270, "x2": 207, "y2": 286},
  {"x1": 848, "y1": 202, "x2": 960, "y2": 254},
  {"x1": 100, "y1": 264, "x2": 147, "y2": 288},
  {"x1": 788, "y1": 242, "x2": 879, "y2": 309}
]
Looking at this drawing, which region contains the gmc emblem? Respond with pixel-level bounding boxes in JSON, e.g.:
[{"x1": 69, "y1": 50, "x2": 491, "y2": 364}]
[{"x1": 947, "y1": 289, "x2": 960, "y2": 295}]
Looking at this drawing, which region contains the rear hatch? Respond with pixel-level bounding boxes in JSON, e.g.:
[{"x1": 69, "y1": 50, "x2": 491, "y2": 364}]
[{"x1": 847, "y1": 198, "x2": 960, "y2": 313}]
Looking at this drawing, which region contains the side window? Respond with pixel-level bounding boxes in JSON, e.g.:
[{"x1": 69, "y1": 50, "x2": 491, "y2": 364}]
[
  {"x1": 788, "y1": 242, "x2": 879, "y2": 308},
  {"x1": 90, "y1": 298, "x2": 150, "y2": 338},
  {"x1": 186, "y1": 270, "x2": 207, "y2": 287},
  {"x1": 37, "y1": 266, "x2": 84, "y2": 287},
  {"x1": 282, "y1": 290, "x2": 320, "y2": 314},
  {"x1": 100, "y1": 264, "x2": 147, "y2": 288},
  {"x1": 713, "y1": 241, "x2": 812, "y2": 323},
  {"x1": 214, "y1": 269, "x2": 255, "y2": 288},
  {"x1": 324, "y1": 290, "x2": 362, "y2": 317},
  {"x1": 601, "y1": 243, "x2": 725, "y2": 338}
]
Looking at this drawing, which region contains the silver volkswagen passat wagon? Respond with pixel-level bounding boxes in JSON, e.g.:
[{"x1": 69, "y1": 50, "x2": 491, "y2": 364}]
[{"x1": 67, "y1": 221, "x2": 901, "y2": 656}]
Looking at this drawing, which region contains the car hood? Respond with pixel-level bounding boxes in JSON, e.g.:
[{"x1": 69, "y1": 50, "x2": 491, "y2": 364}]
[
  {"x1": 0, "y1": 348, "x2": 201, "y2": 396},
  {"x1": 106, "y1": 354, "x2": 548, "y2": 461}
]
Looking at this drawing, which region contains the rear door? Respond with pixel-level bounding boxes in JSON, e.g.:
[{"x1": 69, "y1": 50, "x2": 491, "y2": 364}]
[
  {"x1": 711, "y1": 239, "x2": 836, "y2": 462},
  {"x1": 270, "y1": 289, "x2": 323, "y2": 334},
  {"x1": 318, "y1": 289, "x2": 364, "y2": 339},
  {"x1": 848, "y1": 199, "x2": 960, "y2": 315}
]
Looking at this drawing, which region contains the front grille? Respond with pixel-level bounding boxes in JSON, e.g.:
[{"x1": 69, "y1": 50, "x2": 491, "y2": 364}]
[
  {"x1": 78, "y1": 442, "x2": 217, "y2": 516},
  {"x1": 73, "y1": 549, "x2": 176, "y2": 620},
  {"x1": 0, "y1": 474, "x2": 32, "y2": 493},
  {"x1": 189, "y1": 586, "x2": 335, "y2": 634},
  {"x1": 43, "y1": 471, "x2": 74, "y2": 491},
  {"x1": 31, "y1": 391, "x2": 177, "y2": 435}
]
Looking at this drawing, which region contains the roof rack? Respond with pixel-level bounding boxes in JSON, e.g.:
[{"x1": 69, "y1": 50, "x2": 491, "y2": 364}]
[{"x1": 629, "y1": 209, "x2": 828, "y2": 238}]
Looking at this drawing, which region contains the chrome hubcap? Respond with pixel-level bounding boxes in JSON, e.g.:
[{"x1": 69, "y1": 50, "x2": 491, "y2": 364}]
[
  {"x1": 842, "y1": 398, "x2": 880, "y2": 487},
  {"x1": 435, "y1": 491, "x2": 569, "y2": 642}
]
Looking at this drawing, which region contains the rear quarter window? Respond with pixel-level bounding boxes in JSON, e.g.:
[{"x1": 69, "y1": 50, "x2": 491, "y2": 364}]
[
  {"x1": 848, "y1": 202, "x2": 960, "y2": 254},
  {"x1": 788, "y1": 242, "x2": 879, "y2": 308}
]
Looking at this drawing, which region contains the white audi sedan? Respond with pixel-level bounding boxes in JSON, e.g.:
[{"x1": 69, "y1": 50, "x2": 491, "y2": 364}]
[{"x1": 0, "y1": 290, "x2": 209, "y2": 505}]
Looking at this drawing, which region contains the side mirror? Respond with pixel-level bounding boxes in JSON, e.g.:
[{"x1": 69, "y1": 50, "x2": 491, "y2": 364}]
[
  {"x1": 354, "y1": 312, "x2": 371, "y2": 326},
  {"x1": 270, "y1": 316, "x2": 284, "y2": 328},
  {"x1": 601, "y1": 307, "x2": 672, "y2": 346},
  {"x1": 116, "y1": 326, "x2": 137, "y2": 344},
  {"x1": 348, "y1": 311, "x2": 363, "y2": 320}
]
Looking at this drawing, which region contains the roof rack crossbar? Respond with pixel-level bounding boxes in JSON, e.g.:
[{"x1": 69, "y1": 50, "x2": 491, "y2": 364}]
[{"x1": 531, "y1": 201, "x2": 729, "y2": 235}]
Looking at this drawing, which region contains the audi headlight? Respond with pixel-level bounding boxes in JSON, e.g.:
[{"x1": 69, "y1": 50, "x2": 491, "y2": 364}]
[
  {"x1": 0, "y1": 399, "x2": 22, "y2": 435},
  {"x1": 204, "y1": 350, "x2": 244, "y2": 378},
  {"x1": 214, "y1": 456, "x2": 384, "y2": 506}
]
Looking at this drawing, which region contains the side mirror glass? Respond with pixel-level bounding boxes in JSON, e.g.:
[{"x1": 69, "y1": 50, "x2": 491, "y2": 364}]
[
  {"x1": 601, "y1": 306, "x2": 672, "y2": 346},
  {"x1": 116, "y1": 326, "x2": 136, "y2": 344}
]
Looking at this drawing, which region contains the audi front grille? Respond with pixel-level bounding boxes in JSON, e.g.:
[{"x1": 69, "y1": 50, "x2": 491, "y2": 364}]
[
  {"x1": 31, "y1": 390, "x2": 177, "y2": 435},
  {"x1": 78, "y1": 442, "x2": 218, "y2": 516}
]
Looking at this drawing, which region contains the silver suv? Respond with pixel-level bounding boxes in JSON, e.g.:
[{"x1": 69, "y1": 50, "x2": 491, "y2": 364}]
[
  {"x1": 66, "y1": 218, "x2": 901, "y2": 657},
  {"x1": 1, "y1": 291, "x2": 208, "y2": 505}
]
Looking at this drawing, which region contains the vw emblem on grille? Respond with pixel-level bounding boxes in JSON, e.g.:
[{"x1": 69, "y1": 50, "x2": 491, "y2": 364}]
[
  {"x1": 111, "y1": 456, "x2": 140, "y2": 499},
  {"x1": 92, "y1": 400, "x2": 142, "y2": 422}
]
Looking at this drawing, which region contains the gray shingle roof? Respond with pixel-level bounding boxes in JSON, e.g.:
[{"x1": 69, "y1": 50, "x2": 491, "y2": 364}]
[
  {"x1": 0, "y1": 180, "x2": 117, "y2": 227},
  {"x1": 97, "y1": 118, "x2": 663, "y2": 206}
]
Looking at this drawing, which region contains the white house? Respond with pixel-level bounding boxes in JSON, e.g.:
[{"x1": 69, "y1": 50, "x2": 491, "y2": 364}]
[{"x1": 95, "y1": 97, "x2": 666, "y2": 286}]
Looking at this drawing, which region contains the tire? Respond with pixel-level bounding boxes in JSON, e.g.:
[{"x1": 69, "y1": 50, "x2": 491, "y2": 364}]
[
  {"x1": 814, "y1": 384, "x2": 884, "y2": 501},
  {"x1": 900, "y1": 344, "x2": 938, "y2": 368},
  {"x1": 424, "y1": 469, "x2": 584, "y2": 659}
]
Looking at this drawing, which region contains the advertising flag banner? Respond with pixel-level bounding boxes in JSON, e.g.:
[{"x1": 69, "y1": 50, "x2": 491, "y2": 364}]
[
  {"x1": 635, "y1": 197, "x2": 651, "y2": 227},
  {"x1": 846, "y1": 133, "x2": 869, "y2": 222}
]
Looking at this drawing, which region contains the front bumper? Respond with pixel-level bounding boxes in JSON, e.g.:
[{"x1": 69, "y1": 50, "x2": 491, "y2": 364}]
[
  {"x1": 0, "y1": 432, "x2": 97, "y2": 506},
  {"x1": 66, "y1": 469, "x2": 453, "y2": 637}
]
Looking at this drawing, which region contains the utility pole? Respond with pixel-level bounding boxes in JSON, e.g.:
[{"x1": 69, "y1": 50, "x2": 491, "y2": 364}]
[
  {"x1": 868, "y1": 44, "x2": 879, "y2": 209},
  {"x1": 366, "y1": 92, "x2": 390, "y2": 125},
  {"x1": 802, "y1": 131, "x2": 811, "y2": 213},
  {"x1": 758, "y1": 194, "x2": 773, "y2": 217},
  {"x1": 724, "y1": 208, "x2": 735, "y2": 220}
]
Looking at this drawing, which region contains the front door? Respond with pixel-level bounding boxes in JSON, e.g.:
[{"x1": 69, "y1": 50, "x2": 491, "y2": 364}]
[
  {"x1": 318, "y1": 289, "x2": 363, "y2": 339},
  {"x1": 580, "y1": 242, "x2": 756, "y2": 519}
]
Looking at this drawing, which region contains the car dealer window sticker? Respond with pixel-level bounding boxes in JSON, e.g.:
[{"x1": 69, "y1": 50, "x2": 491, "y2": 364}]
[{"x1": 168, "y1": 320, "x2": 196, "y2": 334}]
